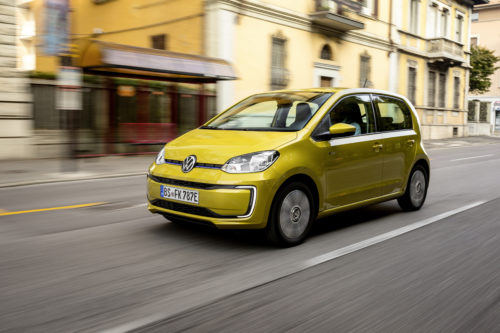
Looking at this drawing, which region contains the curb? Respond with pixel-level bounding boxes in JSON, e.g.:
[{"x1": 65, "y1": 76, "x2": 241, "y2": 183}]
[{"x1": 0, "y1": 172, "x2": 147, "y2": 189}]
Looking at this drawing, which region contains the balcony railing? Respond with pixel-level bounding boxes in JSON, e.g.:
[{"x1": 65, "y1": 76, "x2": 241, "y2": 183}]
[
  {"x1": 311, "y1": 0, "x2": 364, "y2": 32},
  {"x1": 426, "y1": 38, "x2": 465, "y2": 66}
]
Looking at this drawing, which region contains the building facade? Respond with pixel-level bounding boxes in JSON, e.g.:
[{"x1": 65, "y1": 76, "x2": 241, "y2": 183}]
[
  {"x1": 9, "y1": 0, "x2": 486, "y2": 159},
  {"x1": 206, "y1": 0, "x2": 483, "y2": 140},
  {"x1": 469, "y1": 0, "x2": 500, "y2": 135},
  {"x1": 1, "y1": 0, "x2": 31, "y2": 159},
  {"x1": 15, "y1": 0, "x2": 228, "y2": 158}
]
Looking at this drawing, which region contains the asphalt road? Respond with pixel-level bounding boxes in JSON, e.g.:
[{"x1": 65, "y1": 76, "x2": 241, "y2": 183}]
[{"x1": 1, "y1": 143, "x2": 500, "y2": 332}]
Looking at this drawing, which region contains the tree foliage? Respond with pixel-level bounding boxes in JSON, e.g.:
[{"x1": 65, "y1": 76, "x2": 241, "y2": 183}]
[{"x1": 469, "y1": 46, "x2": 500, "y2": 94}]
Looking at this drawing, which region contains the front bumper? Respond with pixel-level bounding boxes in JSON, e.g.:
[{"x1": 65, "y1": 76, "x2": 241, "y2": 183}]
[{"x1": 147, "y1": 164, "x2": 277, "y2": 229}]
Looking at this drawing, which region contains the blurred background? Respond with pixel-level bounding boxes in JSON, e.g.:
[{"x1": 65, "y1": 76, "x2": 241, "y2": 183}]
[{"x1": 1, "y1": 0, "x2": 498, "y2": 160}]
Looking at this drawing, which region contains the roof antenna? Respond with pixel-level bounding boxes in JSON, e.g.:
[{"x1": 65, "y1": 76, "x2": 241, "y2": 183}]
[{"x1": 363, "y1": 78, "x2": 368, "y2": 88}]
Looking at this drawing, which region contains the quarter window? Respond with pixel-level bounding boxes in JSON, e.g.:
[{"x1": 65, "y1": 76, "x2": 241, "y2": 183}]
[{"x1": 373, "y1": 95, "x2": 413, "y2": 131}]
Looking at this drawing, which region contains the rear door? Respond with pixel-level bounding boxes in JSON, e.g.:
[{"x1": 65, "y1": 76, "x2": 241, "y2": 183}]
[{"x1": 372, "y1": 94, "x2": 418, "y2": 196}]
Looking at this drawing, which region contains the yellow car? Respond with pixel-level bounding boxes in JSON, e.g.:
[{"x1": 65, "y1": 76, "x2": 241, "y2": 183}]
[{"x1": 147, "y1": 88, "x2": 430, "y2": 246}]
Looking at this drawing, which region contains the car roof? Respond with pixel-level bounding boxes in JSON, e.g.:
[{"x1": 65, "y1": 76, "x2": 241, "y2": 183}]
[{"x1": 269, "y1": 88, "x2": 411, "y2": 104}]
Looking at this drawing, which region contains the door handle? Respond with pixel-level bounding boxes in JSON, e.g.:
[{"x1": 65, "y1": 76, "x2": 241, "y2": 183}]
[
  {"x1": 407, "y1": 139, "x2": 415, "y2": 147},
  {"x1": 372, "y1": 143, "x2": 383, "y2": 152}
]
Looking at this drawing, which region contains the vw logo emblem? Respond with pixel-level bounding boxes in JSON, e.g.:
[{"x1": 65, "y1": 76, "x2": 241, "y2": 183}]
[{"x1": 182, "y1": 155, "x2": 197, "y2": 173}]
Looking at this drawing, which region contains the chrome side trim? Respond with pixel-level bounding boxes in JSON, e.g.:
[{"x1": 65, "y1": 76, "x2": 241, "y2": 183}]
[
  {"x1": 328, "y1": 130, "x2": 417, "y2": 146},
  {"x1": 236, "y1": 186, "x2": 257, "y2": 218}
]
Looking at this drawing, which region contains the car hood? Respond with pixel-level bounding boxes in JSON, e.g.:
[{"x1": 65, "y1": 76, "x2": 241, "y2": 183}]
[{"x1": 165, "y1": 129, "x2": 297, "y2": 164}]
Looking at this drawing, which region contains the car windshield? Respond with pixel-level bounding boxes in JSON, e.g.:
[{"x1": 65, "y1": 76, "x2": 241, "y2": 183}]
[{"x1": 202, "y1": 91, "x2": 334, "y2": 131}]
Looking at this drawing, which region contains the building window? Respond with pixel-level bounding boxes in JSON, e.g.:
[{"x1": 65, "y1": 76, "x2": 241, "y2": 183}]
[
  {"x1": 454, "y1": 76, "x2": 460, "y2": 109},
  {"x1": 271, "y1": 36, "x2": 288, "y2": 90},
  {"x1": 471, "y1": 12, "x2": 479, "y2": 22},
  {"x1": 320, "y1": 44, "x2": 332, "y2": 60},
  {"x1": 471, "y1": 37, "x2": 478, "y2": 47},
  {"x1": 440, "y1": 9, "x2": 448, "y2": 37},
  {"x1": 438, "y1": 72, "x2": 446, "y2": 108},
  {"x1": 410, "y1": 0, "x2": 419, "y2": 34},
  {"x1": 151, "y1": 34, "x2": 166, "y2": 50},
  {"x1": 359, "y1": 53, "x2": 371, "y2": 87},
  {"x1": 359, "y1": 0, "x2": 378, "y2": 17},
  {"x1": 455, "y1": 13, "x2": 463, "y2": 43},
  {"x1": 428, "y1": 3, "x2": 439, "y2": 38},
  {"x1": 320, "y1": 76, "x2": 333, "y2": 87},
  {"x1": 428, "y1": 71, "x2": 436, "y2": 107},
  {"x1": 408, "y1": 67, "x2": 417, "y2": 105}
]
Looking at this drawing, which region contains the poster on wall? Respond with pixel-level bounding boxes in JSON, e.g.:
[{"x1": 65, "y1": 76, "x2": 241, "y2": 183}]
[{"x1": 43, "y1": 0, "x2": 69, "y2": 56}]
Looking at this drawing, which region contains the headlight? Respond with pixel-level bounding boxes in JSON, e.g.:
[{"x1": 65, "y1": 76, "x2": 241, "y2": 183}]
[
  {"x1": 222, "y1": 151, "x2": 279, "y2": 173},
  {"x1": 155, "y1": 147, "x2": 166, "y2": 165}
]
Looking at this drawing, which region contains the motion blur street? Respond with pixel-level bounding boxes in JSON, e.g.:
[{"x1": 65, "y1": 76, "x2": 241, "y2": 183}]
[{"x1": 1, "y1": 137, "x2": 500, "y2": 332}]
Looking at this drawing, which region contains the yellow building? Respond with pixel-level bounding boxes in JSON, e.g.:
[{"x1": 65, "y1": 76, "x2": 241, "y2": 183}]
[{"x1": 17, "y1": 0, "x2": 234, "y2": 157}]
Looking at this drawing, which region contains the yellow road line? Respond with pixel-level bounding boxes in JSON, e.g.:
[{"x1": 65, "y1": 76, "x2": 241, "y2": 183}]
[{"x1": 0, "y1": 202, "x2": 107, "y2": 216}]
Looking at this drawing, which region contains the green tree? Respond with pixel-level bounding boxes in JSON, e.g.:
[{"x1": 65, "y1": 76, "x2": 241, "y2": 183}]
[{"x1": 469, "y1": 46, "x2": 500, "y2": 94}]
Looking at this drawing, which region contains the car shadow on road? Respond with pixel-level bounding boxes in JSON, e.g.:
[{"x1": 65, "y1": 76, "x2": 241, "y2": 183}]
[
  {"x1": 310, "y1": 201, "x2": 402, "y2": 237},
  {"x1": 146, "y1": 201, "x2": 402, "y2": 249}
]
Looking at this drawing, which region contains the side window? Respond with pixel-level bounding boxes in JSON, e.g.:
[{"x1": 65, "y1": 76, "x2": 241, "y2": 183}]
[
  {"x1": 373, "y1": 95, "x2": 413, "y2": 131},
  {"x1": 313, "y1": 94, "x2": 375, "y2": 138}
]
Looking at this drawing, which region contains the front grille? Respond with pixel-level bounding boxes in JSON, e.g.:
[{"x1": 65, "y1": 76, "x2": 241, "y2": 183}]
[
  {"x1": 148, "y1": 174, "x2": 236, "y2": 190},
  {"x1": 164, "y1": 159, "x2": 223, "y2": 170},
  {"x1": 150, "y1": 199, "x2": 221, "y2": 218}
]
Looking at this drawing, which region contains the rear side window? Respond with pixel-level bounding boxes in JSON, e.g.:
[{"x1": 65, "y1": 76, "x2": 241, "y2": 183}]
[{"x1": 372, "y1": 95, "x2": 413, "y2": 131}]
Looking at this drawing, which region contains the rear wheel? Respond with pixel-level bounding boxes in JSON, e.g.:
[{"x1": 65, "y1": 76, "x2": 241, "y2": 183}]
[
  {"x1": 398, "y1": 165, "x2": 428, "y2": 211},
  {"x1": 266, "y1": 182, "x2": 315, "y2": 247}
]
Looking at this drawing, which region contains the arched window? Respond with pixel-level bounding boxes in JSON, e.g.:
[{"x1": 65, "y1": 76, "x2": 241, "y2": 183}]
[{"x1": 320, "y1": 44, "x2": 332, "y2": 60}]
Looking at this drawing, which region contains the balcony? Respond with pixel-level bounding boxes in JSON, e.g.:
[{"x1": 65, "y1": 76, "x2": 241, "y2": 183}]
[
  {"x1": 426, "y1": 38, "x2": 465, "y2": 67},
  {"x1": 310, "y1": 0, "x2": 364, "y2": 32}
]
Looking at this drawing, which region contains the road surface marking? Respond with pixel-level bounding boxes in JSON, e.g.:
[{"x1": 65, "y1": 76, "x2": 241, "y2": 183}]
[
  {"x1": 450, "y1": 154, "x2": 493, "y2": 162},
  {"x1": 302, "y1": 201, "x2": 486, "y2": 268},
  {"x1": 0, "y1": 202, "x2": 106, "y2": 216},
  {"x1": 103, "y1": 200, "x2": 487, "y2": 333}
]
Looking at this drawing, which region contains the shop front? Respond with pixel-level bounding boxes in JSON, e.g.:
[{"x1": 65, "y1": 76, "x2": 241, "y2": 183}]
[{"x1": 73, "y1": 40, "x2": 236, "y2": 156}]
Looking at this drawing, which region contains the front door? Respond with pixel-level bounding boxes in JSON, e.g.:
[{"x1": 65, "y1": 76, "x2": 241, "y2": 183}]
[{"x1": 313, "y1": 94, "x2": 384, "y2": 209}]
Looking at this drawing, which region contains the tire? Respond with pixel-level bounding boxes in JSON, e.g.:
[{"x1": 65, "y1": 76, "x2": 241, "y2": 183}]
[
  {"x1": 266, "y1": 182, "x2": 315, "y2": 247},
  {"x1": 397, "y1": 165, "x2": 428, "y2": 211}
]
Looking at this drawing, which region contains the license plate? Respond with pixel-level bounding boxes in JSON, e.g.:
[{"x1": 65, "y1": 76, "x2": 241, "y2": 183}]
[{"x1": 160, "y1": 185, "x2": 199, "y2": 204}]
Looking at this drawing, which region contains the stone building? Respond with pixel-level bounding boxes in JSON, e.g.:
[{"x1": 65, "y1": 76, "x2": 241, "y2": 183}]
[{"x1": 0, "y1": 0, "x2": 31, "y2": 159}]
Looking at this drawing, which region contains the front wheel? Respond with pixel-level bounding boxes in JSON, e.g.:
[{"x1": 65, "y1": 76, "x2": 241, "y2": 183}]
[
  {"x1": 266, "y1": 182, "x2": 315, "y2": 247},
  {"x1": 398, "y1": 165, "x2": 428, "y2": 211}
]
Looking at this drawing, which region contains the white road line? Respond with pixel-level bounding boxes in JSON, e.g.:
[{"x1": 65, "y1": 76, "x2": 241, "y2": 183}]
[
  {"x1": 450, "y1": 154, "x2": 494, "y2": 162},
  {"x1": 103, "y1": 200, "x2": 487, "y2": 333},
  {"x1": 302, "y1": 201, "x2": 486, "y2": 268}
]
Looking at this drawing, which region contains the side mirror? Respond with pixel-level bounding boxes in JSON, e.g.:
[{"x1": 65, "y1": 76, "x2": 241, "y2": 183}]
[{"x1": 329, "y1": 123, "x2": 356, "y2": 137}]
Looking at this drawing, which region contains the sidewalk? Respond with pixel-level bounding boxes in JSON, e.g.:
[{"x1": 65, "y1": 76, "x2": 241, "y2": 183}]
[
  {"x1": 1, "y1": 135, "x2": 500, "y2": 188},
  {"x1": 0, "y1": 155, "x2": 153, "y2": 188}
]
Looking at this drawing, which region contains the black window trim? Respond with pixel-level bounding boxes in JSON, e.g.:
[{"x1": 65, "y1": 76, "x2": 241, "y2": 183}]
[{"x1": 311, "y1": 93, "x2": 378, "y2": 142}]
